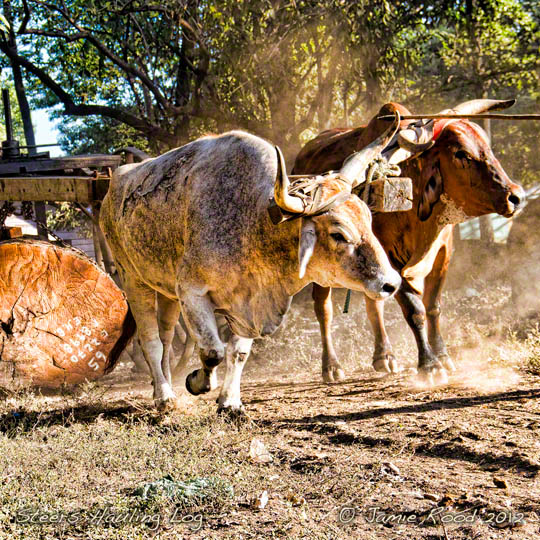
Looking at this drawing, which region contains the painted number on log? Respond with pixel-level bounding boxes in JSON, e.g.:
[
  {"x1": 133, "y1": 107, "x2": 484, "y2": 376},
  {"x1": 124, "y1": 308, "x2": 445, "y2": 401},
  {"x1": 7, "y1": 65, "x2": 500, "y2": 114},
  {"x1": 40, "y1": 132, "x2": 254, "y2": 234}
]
[{"x1": 55, "y1": 317, "x2": 109, "y2": 371}]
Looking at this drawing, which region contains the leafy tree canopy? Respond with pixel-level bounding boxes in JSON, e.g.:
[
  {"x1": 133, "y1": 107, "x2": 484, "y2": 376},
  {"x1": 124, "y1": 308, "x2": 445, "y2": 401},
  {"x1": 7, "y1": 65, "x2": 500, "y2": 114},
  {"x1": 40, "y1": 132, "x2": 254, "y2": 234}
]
[{"x1": 0, "y1": 0, "x2": 537, "y2": 178}]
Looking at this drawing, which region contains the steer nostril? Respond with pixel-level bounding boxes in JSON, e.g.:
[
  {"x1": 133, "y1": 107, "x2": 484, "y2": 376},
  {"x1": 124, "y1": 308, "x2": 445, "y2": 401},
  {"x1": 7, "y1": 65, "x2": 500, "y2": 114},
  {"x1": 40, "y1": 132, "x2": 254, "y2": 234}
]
[
  {"x1": 382, "y1": 283, "x2": 396, "y2": 294},
  {"x1": 508, "y1": 194, "x2": 521, "y2": 207}
]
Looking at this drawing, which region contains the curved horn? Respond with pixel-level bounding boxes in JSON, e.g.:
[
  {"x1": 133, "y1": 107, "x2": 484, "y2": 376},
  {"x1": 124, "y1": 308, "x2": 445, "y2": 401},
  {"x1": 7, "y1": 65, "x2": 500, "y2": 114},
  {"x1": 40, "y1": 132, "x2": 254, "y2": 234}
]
[
  {"x1": 340, "y1": 110, "x2": 401, "y2": 188},
  {"x1": 396, "y1": 129, "x2": 435, "y2": 154},
  {"x1": 443, "y1": 98, "x2": 516, "y2": 115},
  {"x1": 274, "y1": 145, "x2": 305, "y2": 214}
]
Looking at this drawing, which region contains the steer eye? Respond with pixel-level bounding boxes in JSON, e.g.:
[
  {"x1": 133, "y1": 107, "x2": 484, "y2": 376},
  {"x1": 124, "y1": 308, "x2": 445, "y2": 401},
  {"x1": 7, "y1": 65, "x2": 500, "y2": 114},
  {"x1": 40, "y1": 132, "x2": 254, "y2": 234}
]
[
  {"x1": 455, "y1": 150, "x2": 470, "y2": 161},
  {"x1": 330, "y1": 232, "x2": 348, "y2": 243}
]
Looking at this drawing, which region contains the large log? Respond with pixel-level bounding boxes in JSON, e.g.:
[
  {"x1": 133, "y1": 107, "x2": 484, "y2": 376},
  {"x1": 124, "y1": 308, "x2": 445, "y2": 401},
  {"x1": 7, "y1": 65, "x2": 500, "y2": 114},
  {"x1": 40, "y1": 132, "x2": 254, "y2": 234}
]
[{"x1": 0, "y1": 239, "x2": 135, "y2": 388}]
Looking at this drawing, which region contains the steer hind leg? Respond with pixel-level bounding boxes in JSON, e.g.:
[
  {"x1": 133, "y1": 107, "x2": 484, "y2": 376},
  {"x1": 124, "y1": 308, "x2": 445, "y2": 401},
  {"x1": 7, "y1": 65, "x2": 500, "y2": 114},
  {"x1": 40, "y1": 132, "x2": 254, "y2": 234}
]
[
  {"x1": 423, "y1": 246, "x2": 456, "y2": 372},
  {"x1": 395, "y1": 283, "x2": 448, "y2": 385},
  {"x1": 217, "y1": 335, "x2": 253, "y2": 417},
  {"x1": 157, "y1": 294, "x2": 181, "y2": 387},
  {"x1": 130, "y1": 335, "x2": 149, "y2": 374},
  {"x1": 180, "y1": 292, "x2": 225, "y2": 396},
  {"x1": 123, "y1": 278, "x2": 176, "y2": 410},
  {"x1": 365, "y1": 295, "x2": 399, "y2": 374},
  {"x1": 313, "y1": 284, "x2": 345, "y2": 383},
  {"x1": 170, "y1": 316, "x2": 197, "y2": 381}
]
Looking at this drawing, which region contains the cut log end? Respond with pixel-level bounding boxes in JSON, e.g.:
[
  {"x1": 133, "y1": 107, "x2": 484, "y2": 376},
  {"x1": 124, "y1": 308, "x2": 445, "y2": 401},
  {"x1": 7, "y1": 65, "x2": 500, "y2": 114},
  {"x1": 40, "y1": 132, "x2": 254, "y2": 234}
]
[{"x1": 0, "y1": 239, "x2": 134, "y2": 388}]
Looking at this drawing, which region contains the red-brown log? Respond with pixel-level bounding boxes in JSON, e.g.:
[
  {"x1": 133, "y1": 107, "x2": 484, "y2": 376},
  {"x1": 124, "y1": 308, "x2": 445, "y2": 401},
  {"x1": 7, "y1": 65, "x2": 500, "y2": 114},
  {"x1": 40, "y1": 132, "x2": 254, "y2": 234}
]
[{"x1": 0, "y1": 239, "x2": 135, "y2": 388}]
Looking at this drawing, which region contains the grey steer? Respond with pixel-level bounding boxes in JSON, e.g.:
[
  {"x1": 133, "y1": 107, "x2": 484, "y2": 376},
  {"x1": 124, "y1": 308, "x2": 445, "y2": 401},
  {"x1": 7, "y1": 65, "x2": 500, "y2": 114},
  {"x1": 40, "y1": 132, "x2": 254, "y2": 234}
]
[{"x1": 100, "y1": 124, "x2": 402, "y2": 411}]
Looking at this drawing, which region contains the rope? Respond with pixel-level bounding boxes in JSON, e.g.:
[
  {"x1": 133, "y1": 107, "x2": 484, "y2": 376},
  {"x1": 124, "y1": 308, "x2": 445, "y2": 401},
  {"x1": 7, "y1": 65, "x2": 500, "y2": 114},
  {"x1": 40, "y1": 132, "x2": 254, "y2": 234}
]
[
  {"x1": 357, "y1": 156, "x2": 401, "y2": 203},
  {"x1": 36, "y1": 220, "x2": 71, "y2": 248},
  {"x1": 286, "y1": 173, "x2": 352, "y2": 215}
]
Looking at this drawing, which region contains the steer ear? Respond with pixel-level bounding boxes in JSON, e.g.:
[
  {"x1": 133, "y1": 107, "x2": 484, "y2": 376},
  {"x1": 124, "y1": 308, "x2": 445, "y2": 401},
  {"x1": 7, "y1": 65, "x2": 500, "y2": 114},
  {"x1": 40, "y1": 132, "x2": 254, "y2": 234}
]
[
  {"x1": 418, "y1": 162, "x2": 443, "y2": 221},
  {"x1": 298, "y1": 219, "x2": 317, "y2": 279}
]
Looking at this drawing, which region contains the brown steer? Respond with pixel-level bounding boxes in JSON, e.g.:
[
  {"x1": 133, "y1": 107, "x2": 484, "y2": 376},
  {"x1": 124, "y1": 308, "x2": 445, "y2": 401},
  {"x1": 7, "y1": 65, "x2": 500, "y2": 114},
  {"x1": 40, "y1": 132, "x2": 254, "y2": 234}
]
[{"x1": 292, "y1": 99, "x2": 524, "y2": 384}]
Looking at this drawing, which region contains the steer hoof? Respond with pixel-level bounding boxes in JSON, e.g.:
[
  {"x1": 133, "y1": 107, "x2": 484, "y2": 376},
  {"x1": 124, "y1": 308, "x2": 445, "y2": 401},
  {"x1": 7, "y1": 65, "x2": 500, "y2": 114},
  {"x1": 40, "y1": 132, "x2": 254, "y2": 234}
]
[
  {"x1": 322, "y1": 364, "x2": 346, "y2": 383},
  {"x1": 373, "y1": 353, "x2": 399, "y2": 374},
  {"x1": 185, "y1": 369, "x2": 211, "y2": 396},
  {"x1": 155, "y1": 396, "x2": 177, "y2": 412},
  {"x1": 438, "y1": 354, "x2": 456, "y2": 373},
  {"x1": 418, "y1": 362, "x2": 448, "y2": 386},
  {"x1": 217, "y1": 404, "x2": 249, "y2": 422}
]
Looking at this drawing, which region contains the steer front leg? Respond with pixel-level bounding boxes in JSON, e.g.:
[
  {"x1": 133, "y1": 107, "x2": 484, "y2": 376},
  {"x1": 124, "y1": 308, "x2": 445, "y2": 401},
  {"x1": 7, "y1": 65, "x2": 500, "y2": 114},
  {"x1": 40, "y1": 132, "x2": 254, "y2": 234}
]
[
  {"x1": 179, "y1": 292, "x2": 225, "y2": 396},
  {"x1": 395, "y1": 283, "x2": 448, "y2": 385},
  {"x1": 364, "y1": 295, "x2": 399, "y2": 374},
  {"x1": 423, "y1": 244, "x2": 456, "y2": 372},
  {"x1": 217, "y1": 335, "x2": 253, "y2": 416},
  {"x1": 312, "y1": 284, "x2": 345, "y2": 383}
]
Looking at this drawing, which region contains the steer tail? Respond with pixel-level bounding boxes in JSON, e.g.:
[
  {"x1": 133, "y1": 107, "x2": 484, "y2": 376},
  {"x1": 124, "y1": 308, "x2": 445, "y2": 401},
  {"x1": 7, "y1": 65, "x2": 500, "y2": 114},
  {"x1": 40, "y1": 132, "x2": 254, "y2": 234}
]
[{"x1": 104, "y1": 304, "x2": 137, "y2": 374}]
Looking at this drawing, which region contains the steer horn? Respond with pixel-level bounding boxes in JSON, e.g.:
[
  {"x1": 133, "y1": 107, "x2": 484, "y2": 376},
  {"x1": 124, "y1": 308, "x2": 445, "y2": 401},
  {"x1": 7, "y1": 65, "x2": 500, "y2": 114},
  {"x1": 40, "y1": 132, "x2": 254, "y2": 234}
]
[
  {"x1": 449, "y1": 98, "x2": 516, "y2": 115},
  {"x1": 339, "y1": 111, "x2": 401, "y2": 189},
  {"x1": 396, "y1": 129, "x2": 435, "y2": 153},
  {"x1": 390, "y1": 99, "x2": 516, "y2": 159},
  {"x1": 274, "y1": 145, "x2": 306, "y2": 214}
]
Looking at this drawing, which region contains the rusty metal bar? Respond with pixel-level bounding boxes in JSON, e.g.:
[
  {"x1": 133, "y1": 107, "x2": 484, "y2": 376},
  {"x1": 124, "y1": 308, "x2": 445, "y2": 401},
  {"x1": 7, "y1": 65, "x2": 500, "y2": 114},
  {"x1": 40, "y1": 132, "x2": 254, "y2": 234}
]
[{"x1": 378, "y1": 113, "x2": 540, "y2": 121}]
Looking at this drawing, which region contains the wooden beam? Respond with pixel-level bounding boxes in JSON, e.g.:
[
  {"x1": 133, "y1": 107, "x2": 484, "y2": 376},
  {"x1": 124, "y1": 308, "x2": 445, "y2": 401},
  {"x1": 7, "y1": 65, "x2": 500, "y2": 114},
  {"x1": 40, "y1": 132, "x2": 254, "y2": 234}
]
[
  {"x1": 378, "y1": 113, "x2": 540, "y2": 121},
  {"x1": 0, "y1": 154, "x2": 122, "y2": 175},
  {"x1": 0, "y1": 176, "x2": 104, "y2": 203},
  {"x1": 0, "y1": 226, "x2": 22, "y2": 240}
]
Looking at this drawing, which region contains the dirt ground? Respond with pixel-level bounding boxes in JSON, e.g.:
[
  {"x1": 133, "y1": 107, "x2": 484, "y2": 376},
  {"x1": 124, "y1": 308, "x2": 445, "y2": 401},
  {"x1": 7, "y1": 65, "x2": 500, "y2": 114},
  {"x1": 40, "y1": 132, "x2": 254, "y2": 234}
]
[{"x1": 1, "y1": 251, "x2": 540, "y2": 539}]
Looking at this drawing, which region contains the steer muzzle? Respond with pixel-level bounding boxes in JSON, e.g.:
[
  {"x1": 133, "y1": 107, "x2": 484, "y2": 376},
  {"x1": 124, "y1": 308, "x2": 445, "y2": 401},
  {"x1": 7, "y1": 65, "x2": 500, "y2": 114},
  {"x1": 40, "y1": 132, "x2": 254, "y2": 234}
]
[
  {"x1": 363, "y1": 267, "x2": 402, "y2": 301},
  {"x1": 500, "y1": 183, "x2": 525, "y2": 217}
]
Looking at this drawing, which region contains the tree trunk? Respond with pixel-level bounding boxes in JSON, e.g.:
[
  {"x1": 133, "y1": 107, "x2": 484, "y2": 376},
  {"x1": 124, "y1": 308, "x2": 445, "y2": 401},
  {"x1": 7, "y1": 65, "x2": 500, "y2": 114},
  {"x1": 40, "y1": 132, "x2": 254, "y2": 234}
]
[
  {"x1": 466, "y1": 3, "x2": 495, "y2": 247},
  {"x1": 3, "y1": 1, "x2": 47, "y2": 239},
  {"x1": 0, "y1": 239, "x2": 135, "y2": 388}
]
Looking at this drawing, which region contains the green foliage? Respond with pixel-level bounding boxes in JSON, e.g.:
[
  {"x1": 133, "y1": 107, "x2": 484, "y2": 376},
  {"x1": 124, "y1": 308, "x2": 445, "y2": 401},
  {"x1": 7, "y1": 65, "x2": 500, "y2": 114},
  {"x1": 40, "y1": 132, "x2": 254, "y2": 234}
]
[
  {"x1": 0, "y1": 0, "x2": 537, "y2": 175},
  {"x1": 0, "y1": 13, "x2": 9, "y2": 33},
  {"x1": 0, "y1": 73, "x2": 25, "y2": 141},
  {"x1": 46, "y1": 202, "x2": 92, "y2": 237},
  {"x1": 57, "y1": 115, "x2": 151, "y2": 155}
]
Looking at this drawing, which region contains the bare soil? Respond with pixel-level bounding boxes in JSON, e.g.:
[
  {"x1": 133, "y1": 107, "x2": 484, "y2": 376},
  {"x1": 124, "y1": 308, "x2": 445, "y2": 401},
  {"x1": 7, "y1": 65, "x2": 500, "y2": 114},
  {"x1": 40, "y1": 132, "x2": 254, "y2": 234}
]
[{"x1": 1, "y1": 257, "x2": 540, "y2": 539}]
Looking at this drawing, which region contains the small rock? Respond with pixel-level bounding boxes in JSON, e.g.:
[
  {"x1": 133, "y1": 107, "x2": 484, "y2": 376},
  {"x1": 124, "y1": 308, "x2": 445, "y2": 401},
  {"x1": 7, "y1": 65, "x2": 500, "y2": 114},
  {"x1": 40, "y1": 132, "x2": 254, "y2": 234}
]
[
  {"x1": 493, "y1": 477, "x2": 509, "y2": 489},
  {"x1": 251, "y1": 490, "x2": 269, "y2": 510},
  {"x1": 440, "y1": 493, "x2": 456, "y2": 506},
  {"x1": 464, "y1": 287, "x2": 480, "y2": 298},
  {"x1": 423, "y1": 492, "x2": 439, "y2": 502},
  {"x1": 286, "y1": 492, "x2": 306, "y2": 506},
  {"x1": 383, "y1": 462, "x2": 401, "y2": 476},
  {"x1": 249, "y1": 438, "x2": 273, "y2": 463}
]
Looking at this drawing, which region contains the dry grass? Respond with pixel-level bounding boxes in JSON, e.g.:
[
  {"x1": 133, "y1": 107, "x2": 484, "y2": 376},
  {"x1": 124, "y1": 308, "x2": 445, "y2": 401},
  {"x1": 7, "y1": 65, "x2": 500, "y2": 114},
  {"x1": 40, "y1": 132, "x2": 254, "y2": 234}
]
[{"x1": 1, "y1": 252, "x2": 540, "y2": 539}]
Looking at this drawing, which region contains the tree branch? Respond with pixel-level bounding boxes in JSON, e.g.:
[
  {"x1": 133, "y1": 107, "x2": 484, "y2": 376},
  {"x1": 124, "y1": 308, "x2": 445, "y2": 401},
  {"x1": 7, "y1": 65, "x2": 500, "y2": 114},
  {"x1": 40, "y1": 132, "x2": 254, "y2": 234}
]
[
  {"x1": 0, "y1": 39, "x2": 174, "y2": 143},
  {"x1": 24, "y1": 1, "x2": 171, "y2": 109}
]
